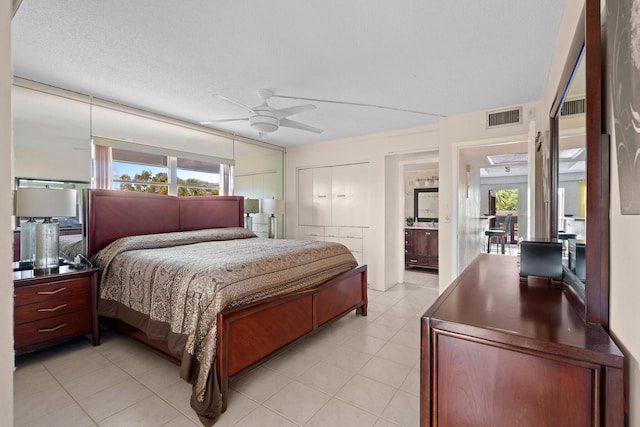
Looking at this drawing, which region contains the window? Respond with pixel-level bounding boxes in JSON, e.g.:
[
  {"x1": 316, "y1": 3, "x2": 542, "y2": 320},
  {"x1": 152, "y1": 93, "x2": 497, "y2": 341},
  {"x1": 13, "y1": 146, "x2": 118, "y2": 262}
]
[
  {"x1": 112, "y1": 149, "x2": 169, "y2": 194},
  {"x1": 108, "y1": 147, "x2": 222, "y2": 196},
  {"x1": 177, "y1": 158, "x2": 220, "y2": 196}
]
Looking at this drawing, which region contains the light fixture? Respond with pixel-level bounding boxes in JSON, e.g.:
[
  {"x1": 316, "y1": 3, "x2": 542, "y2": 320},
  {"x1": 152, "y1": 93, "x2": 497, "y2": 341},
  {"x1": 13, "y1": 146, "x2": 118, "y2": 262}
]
[
  {"x1": 244, "y1": 198, "x2": 260, "y2": 231},
  {"x1": 249, "y1": 114, "x2": 279, "y2": 133},
  {"x1": 261, "y1": 198, "x2": 285, "y2": 239},
  {"x1": 15, "y1": 188, "x2": 77, "y2": 270}
]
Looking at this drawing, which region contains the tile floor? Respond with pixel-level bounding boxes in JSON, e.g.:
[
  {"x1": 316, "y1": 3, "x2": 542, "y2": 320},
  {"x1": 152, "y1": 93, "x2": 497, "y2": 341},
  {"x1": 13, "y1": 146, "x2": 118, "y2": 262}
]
[{"x1": 14, "y1": 270, "x2": 439, "y2": 427}]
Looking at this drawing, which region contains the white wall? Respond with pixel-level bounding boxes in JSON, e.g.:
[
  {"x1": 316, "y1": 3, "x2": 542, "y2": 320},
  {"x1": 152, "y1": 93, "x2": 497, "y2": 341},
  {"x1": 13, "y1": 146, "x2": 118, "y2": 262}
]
[
  {"x1": 286, "y1": 99, "x2": 542, "y2": 291},
  {"x1": 544, "y1": 0, "x2": 639, "y2": 423},
  {"x1": 437, "y1": 103, "x2": 542, "y2": 288},
  {"x1": 601, "y1": 1, "x2": 640, "y2": 424},
  {"x1": 1, "y1": 0, "x2": 14, "y2": 425},
  {"x1": 609, "y1": 145, "x2": 640, "y2": 427},
  {"x1": 285, "y1": 125, "x2": 440, "y2": 290}
]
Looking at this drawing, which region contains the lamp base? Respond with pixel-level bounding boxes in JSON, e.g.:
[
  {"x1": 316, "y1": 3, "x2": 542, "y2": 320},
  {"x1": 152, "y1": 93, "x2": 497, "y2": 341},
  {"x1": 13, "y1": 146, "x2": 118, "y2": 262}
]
[
  {"x1": 35, "y1": 219, "x2": 60, "y2": 270},
  {"x1": 245, "y1": 214, "x2": 253, "y2": 231},
  {"x1": 268, "y1": 214, "x2": 278, "y2": 239},
  {"x1": 20, "y1": 218, "x2": 37, "y2": 263}
]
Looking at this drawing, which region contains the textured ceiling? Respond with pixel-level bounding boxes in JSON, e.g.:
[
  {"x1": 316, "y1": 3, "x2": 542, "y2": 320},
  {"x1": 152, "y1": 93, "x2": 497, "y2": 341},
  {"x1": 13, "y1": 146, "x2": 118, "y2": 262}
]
[{"x1": 11, "y1": 1, "x2": 564, "y2": 148}]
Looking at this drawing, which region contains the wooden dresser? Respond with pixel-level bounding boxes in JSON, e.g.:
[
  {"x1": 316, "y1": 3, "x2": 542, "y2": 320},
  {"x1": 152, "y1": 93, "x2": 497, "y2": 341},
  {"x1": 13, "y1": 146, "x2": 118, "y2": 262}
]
[
  {"x1": 14, "y1": 265, "x2": 100, "y2": 354},
  {"x1": 421, "y1": 254, "x2": 624, "y2": 427}
]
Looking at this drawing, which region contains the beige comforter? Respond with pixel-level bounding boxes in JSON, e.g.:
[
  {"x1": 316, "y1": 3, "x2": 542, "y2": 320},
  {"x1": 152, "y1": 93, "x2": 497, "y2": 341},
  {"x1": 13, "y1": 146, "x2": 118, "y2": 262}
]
[{"x1": 93, "y1": 227, "x2": 358, "y2": 425}]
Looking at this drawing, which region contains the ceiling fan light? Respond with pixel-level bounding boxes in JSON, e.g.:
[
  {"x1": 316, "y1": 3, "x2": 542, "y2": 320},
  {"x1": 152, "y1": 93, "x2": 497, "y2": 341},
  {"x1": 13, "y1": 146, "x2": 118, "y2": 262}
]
[
  {"x1": 251, "y1": 122, "x2": 278, "y2": 133},
  {"x1": 249, "y1": 115, "x2": 279, "y2": 133}
]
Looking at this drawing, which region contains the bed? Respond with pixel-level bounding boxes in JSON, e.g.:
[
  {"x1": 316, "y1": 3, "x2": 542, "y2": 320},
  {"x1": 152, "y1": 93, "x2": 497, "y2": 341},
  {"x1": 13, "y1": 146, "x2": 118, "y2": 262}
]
[
  {"x1": 83, "y1": 189, "x2": 368, "y2": 426},
  {"x1": 59, "y1": 234, "x2": 83, "y2": 262}
]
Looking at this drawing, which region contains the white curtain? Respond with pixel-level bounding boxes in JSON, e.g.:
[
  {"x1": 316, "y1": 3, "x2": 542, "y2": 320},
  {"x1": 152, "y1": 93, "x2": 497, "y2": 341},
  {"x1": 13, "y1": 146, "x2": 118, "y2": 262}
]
[{"x1": 93, "y1": 144, "x2": 112, "y2": 189}]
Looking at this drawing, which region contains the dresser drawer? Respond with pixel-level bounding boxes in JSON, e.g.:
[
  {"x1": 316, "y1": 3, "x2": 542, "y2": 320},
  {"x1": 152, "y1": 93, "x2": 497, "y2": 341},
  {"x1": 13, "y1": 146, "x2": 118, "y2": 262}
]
[
  {"x1": 14, "y1": 277, "x2": 89, "y2": 307},
  {"x1": 14, "y1": 293, "x2": 91, "y2": 325},
  {"x1": 14, "y1": 308, "x2": 91, "y2": 350}
]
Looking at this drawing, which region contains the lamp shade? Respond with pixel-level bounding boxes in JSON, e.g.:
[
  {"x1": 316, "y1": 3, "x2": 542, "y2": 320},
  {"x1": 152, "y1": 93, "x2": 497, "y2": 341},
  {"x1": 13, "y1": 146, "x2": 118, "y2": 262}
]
[
  {"x1": 244, "y1": 198, "x2": 260, "y2": 214},
  {"x1": 15, "y1": 188, "x2": 77, "y2": 218},
  {"x1": 261, "y1": 198, "x2": 284, "y2": 215}
]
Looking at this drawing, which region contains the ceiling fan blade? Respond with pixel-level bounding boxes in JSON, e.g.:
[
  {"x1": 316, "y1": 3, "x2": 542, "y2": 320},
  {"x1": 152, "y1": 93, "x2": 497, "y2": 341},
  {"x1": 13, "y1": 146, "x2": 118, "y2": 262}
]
[
  {"x1": 212, "y1": 94, "x2": 254, "y2": 112},
  {"x1": 272, "y1": 104, "x2": 316, "y2": 119},
  {"x1": 200, "y1": 117, "x2": 249, "y2": 124},
  {"x1": 280, "y1": 118, "x2": 323, "y2": 134},
  {"x1": 272, "y1": 94, "x2": 446, "y2": 117}
]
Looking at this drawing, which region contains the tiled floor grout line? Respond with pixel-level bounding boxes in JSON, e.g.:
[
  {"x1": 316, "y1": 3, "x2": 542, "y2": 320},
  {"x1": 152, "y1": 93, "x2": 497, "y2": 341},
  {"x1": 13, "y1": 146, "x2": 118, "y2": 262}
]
[{"x1": 15, "y1": 273, "x2": 438, "y2": 427}]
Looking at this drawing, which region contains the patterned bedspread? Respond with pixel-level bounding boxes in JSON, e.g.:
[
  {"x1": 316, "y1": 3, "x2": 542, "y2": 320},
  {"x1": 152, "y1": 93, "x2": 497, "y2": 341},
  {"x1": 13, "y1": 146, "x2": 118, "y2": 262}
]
[
  {"x1": 59, "y1": 234, "x2": 83, "y2": 262},
  {"x1": 93, "y1": 227, "x2": 358, "y2": 425}
]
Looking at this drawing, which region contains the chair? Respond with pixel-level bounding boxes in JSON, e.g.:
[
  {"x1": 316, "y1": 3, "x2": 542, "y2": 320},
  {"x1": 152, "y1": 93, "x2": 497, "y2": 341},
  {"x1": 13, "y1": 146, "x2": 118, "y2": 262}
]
[
  {"x1": 557, "y1": 231, "x2": 577, "y2": 258},
  {"x1": 485, "y1": 214, "x2": 512, "y2": 254}
]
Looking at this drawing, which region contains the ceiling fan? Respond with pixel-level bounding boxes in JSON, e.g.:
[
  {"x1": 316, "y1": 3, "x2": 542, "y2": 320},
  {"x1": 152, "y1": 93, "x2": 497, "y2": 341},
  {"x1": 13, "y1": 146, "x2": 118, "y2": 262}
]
[{"x1": 201, "y1": 89, "x2": 323, "y2": 137}]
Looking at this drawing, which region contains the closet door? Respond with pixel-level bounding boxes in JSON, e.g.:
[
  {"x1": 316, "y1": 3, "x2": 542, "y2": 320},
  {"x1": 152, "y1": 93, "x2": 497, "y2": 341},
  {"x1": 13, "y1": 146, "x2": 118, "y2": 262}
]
[
  {"x1": 349, "y1": 162, "x2": 369, "y2": 226},
  {"x1": 298, "y1": 168, "x2": 313, "y2": 225},
  {"x1": 331, "y1": 163, "x2": 369, "y2": 226},
  {"x1": 313, "y1": 167, "x2": 332, "y2": 225}
]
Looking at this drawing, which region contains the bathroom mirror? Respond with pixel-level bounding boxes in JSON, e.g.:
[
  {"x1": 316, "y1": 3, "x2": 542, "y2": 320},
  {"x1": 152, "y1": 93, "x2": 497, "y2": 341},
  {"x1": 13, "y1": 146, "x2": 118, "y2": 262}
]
[{"x1": 414, "y1": 188, "x2": 439, "y2": 222}]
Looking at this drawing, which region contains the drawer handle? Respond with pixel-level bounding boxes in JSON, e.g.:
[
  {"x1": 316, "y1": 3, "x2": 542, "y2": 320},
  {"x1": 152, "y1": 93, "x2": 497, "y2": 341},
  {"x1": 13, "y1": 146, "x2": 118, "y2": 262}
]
[
  {"x1": 317, "y1": 195, "x2": 327, "y2": 198},
  {"x1": 37, "y1": 323, "x2": 67, "y2": 333},
  {"x1": 36, "y1": 287, "x2": 67, "y2": 295},
  {"x1": 37, "y1": 304, "x2": 68, "y2": 313},
  {"x1": 410, "y1": 259, "x2": 418, "y2": 263},
  {"x1": 336, "y1": 194, "x2": 346, "y2": 198}
]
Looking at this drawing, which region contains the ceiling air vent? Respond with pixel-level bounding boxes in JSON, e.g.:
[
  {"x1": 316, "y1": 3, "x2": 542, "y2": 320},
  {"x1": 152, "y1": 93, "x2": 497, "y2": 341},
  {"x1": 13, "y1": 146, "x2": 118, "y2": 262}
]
[
  {"x1": 486, "y1": 107, "x2": 522, "y2": 128},
  {"x1": 560, "y1": 98, "x2": 585, "y2": 116}
]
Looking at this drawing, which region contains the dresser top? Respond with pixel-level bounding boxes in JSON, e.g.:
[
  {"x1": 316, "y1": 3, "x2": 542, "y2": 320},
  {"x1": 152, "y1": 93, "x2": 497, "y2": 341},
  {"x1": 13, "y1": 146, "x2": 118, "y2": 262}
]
[{"x1": 423, "y1": 253, "x2": 623, "y2": 367}]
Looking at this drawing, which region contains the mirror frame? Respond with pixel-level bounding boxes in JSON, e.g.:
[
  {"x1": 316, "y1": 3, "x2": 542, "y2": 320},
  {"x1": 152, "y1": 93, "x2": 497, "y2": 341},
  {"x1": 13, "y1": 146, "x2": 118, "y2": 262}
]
[
  {"x1": 414, "y1": 188, "x2": 439, "y2": 222},
  {"x1": 549, "y1": 0, "x2": 609, "y2": 328}
]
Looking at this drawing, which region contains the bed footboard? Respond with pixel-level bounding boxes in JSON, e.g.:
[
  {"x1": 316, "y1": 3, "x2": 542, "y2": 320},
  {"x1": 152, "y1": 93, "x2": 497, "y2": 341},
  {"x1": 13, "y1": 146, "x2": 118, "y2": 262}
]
[{"x1": 216, "y1": 264, "x2": 367, "y2": 411}]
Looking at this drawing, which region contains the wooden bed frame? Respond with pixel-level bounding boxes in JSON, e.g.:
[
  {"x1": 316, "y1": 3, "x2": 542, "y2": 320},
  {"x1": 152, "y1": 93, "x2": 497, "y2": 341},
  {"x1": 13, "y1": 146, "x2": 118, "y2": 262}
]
[{"x1": 83, "y1": 189, "x2": 368, "y2": 412}]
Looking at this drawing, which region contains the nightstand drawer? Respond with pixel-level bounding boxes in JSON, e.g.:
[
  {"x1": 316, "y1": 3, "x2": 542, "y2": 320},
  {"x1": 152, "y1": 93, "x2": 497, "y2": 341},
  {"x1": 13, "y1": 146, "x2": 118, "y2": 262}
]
[
  {"x1": 14, "y1": 293, "x2": 91, "y2": 325},
  {"x1": 14, "y1": 277, "x2": 89, "y2": 307},
  {"x1": 14, "y1": 308, "x2": 91, "y2": 349}
]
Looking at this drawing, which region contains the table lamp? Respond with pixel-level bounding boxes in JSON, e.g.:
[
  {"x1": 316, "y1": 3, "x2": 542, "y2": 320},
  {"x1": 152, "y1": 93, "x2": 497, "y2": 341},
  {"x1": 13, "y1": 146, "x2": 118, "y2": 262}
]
[
  {"x1": 244, "y1": 198, "x2": 260, "y2": 231},
  {"x1": 15, "y1": 188, "x2": 77, "y2": 270},
  {"x1": 261, "y1": 198, "x2": 284, "y2": 239}
]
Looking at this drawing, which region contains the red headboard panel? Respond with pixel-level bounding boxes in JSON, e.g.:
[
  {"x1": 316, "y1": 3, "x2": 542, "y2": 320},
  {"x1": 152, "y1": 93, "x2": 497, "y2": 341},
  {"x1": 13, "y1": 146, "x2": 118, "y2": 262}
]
[
  {"x1": 179, "y1": 196, "x2": 244, "y2": 231},
  {"x1": 85, "y1": 189, "x2": 181, "y2": 258},
  {"x1": 84, "y1": 190, "x2": 244, "y2": 258}
]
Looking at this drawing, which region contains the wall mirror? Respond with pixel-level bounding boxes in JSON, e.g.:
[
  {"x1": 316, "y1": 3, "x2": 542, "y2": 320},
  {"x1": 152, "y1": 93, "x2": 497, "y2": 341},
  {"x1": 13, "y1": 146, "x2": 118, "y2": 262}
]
[
  {"x1": 558, "y1": 49, "x2": 586, "y2": 281},
  {"x1": 414, "y1": 188, "x2": 439, "y2": 222},
  {"x1": 13, "y1": 83, "x2": 91, "y2": 183},
  {"x1": 12, "y1": 80, "x2": 286, "y2": 241},
  {"x1": 549, "y1": 1, "x2": 608, "y2": 327}
]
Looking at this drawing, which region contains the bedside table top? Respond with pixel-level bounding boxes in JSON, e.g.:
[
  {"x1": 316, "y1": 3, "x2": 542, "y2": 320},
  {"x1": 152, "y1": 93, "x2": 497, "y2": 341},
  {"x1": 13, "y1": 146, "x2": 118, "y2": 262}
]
[{"x1": 13, "y1": 262, "x2": 99, "y2": 283}]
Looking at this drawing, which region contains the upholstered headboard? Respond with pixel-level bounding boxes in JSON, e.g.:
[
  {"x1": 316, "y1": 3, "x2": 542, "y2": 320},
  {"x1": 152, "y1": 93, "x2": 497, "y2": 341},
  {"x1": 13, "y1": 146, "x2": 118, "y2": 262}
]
[{"x1": 84, "y1": 189, "x2": 244, "y2": 258}]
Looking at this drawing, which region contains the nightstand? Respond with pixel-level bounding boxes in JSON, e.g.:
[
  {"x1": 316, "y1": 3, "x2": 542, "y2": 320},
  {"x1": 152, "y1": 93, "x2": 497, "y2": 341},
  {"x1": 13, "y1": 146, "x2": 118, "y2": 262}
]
[{"x1": 13, "y1": 264, "x2": 100, "y2": 354}]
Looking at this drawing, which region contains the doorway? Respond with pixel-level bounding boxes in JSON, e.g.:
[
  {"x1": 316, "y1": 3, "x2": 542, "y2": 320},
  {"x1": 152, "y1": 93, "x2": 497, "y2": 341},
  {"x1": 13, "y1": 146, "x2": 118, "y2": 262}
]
[
  {"x1": 488, "y1": 188, "x2": 519, "y2": 244},
  {"x1": 458, "y1": 140, "x2": 530, "y2": 271}
]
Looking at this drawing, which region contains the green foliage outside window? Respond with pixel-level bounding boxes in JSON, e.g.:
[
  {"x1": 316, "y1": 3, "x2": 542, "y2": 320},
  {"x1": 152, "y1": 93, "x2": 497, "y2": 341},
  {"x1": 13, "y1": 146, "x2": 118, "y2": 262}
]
[
  {"x1": 495, "y1": 189, "x2": 518, "y2": 210},
  {"x1": 118, "y1": 171, "x2": 218, "y2": 196}
]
